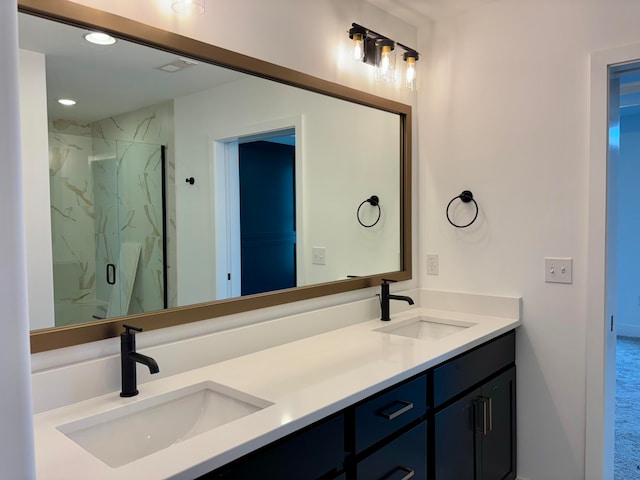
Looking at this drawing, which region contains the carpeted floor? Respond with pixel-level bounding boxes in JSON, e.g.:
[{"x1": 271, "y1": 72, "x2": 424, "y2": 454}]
[{"x1": 615, "y1": 336, "x2": 640, "y2": 479}]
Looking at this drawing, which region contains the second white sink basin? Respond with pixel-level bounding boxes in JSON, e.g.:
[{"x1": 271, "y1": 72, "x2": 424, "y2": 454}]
[
  {"x1": 57, "y1": 381, "x2": 273, "y2": 468},
  {"x1": 375, "y1": 315, "x2": 476, "y2": 340}
]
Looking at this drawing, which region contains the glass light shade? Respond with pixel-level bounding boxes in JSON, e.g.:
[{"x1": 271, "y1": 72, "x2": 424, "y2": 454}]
[
  {"x1": 171, "y1": 0, "x2": 206, "y2": 15},
  {"x1": 376, "y1": 41, "x2": 396, "y2": 83},
  {"x1": 352, "y1": 33, "x2": 365, "y2": 61},
  {"x1": 405, "y1": 57, "x2": 417, "y2": 91}
]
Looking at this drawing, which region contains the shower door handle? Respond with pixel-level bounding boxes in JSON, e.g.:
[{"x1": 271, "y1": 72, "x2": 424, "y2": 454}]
[{"x1": 106, "y1": 263, "x2": 116, "y2": 285}]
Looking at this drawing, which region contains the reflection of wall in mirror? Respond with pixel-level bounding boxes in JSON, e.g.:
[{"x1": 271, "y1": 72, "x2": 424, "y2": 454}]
[
  {"x1": 174, "y1": 75, "x2": 400, "y2": 306},
  {"x1": 18, "y1": 48, "x2": 54, "y2": 330}
]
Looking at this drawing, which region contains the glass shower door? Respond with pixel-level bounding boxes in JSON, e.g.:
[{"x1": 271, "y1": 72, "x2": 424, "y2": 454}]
[{"x1": 93, "y1": 141, "x2": 167, "y2": 318}]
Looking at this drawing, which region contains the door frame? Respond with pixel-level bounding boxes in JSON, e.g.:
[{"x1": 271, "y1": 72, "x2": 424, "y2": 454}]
[
  {"x1": 211, "y1": 116, "x2": 303, "y2": 300},
  {"x1": 586, "y1": 42, "x2": 640, "y2": 479}
]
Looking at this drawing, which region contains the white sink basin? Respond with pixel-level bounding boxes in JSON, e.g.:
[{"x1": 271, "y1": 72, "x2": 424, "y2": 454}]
[
  {"x1": 57, "y1": 381, "x2": 273, "y2": 468},
  {"x1": 374, "y1": 315, "x2": 476, "y2": 340}
]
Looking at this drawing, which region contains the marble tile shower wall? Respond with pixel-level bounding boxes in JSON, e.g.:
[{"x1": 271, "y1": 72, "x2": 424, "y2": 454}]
[
  {"x1": 49, "y1": 132, "x2": 97, "y2": 325},
  {"x1": 48, "y1": 102, "x2": 176, "y2": 326}
]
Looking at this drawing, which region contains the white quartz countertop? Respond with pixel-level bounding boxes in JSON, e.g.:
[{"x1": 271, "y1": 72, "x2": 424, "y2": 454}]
[{"x1": 34, "y1": 307, "x2": 521, "y2": 479}]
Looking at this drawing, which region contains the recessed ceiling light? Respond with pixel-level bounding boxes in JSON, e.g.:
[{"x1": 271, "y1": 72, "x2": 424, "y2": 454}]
[
  {"x1": 171, "y1": 0, "x2": 205, "y2": 15},
  {"x1": 58, "y1": 98, "x2": 77, "y2": 106},
  {"x1": 84, "y1": 32, "x2": 116, "y2": 46}
]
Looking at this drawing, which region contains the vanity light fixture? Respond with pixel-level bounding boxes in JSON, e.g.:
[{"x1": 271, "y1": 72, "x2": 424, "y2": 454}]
[
  {"x1": 58, "y1": 98, "x2": 77, "y2": 106},
  {"x1": 171, "y1": 0, "x2": 206, "y2": 15},
  {"x1": 83, "y1": 32, "x2": 116, "y2": 46},
  {"x1": 348, "y1": 23, "x2": 420, "y2": 89}
]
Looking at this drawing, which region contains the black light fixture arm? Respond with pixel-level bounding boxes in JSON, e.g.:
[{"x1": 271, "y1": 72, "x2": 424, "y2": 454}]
[{"x1": 350, "y1": 23, "x2": 419, "y2": 57}]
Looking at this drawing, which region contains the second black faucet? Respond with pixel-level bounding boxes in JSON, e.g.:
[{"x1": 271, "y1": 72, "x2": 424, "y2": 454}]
[{"x1": 380, "y1": 279, "x2": 414, "y2": 321}]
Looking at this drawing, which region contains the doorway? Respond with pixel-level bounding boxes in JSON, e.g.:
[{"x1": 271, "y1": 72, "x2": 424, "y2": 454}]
[
  {"x1": 587, "y1": 44, "x2": 640, "y2": 479},
  {"x1": 609, "y1": 63, "x2": 640, "y2": 478},
  {"x1": 586, "y1": 43, "x2": 640, "y2": 480},
  {"x1": 213, "y1": 122, "x2": 301, "y2": 300}
]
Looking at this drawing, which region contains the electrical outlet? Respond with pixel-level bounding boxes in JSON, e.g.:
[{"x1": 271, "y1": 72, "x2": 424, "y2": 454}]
[
  {"x1": 312, "y1": 247, "x2": 326, "y2": 265},
  {"x1": 544, "y1": 257, "x2": 572, "y2": 284},
  {"x1": 427, "y1": 254, "x2": 439, "y2": 275}
]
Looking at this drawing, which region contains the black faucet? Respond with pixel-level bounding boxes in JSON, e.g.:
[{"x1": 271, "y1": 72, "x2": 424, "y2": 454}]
[
  {"x1": 120, "y1": 324, "x2": 159, "y2": 397},
  {"x1": 380, "y1": 279, "x2": 414, "y2": 321}
]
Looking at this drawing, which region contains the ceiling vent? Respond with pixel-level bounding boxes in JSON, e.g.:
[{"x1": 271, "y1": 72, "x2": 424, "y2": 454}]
[{"x1": 155, "y1": 58, "x2": 198, "y2": 73}]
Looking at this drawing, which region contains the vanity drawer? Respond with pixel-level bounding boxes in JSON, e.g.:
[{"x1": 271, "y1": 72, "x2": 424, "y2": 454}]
[
  {"x1": 354, "y1": 375, "x2": 427, "y2": 454},
  {"x1": 356, "y1": 420, "x2": 427, "y2": 480},
  {"x1": 432, "y1": 330, "x2": 515, "y2": 407}
]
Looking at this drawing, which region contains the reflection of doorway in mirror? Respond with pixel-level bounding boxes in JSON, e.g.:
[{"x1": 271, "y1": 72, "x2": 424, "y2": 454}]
[{"x1": 214, "y1": 127, "x2": 298, "y2": 299}]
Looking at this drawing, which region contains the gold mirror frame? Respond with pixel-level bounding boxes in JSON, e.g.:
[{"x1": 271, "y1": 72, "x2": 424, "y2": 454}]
[{"x1": 20, "y1": 0, "x2": 412, "y2": 354}]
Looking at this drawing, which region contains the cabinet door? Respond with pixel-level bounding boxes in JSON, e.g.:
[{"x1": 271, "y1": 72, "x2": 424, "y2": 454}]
[
  {"x1": 479, "y1": 367, "x2": 516, "y2": 480},
  {"x1": 434, "y1": 388, "x2": 480, "y2": 480},
  {"x1": 357, "y1": 421, "x2": 427, "y2": 480}
]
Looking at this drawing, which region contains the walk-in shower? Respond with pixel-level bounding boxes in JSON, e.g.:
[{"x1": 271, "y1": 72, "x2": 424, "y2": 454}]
[{"x1": 49, "y1": 131, "x2": 167, "y2": 326}]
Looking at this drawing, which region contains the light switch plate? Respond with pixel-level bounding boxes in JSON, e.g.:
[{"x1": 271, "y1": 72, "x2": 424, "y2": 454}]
[
  {"x1": 312, "y1": 247, "x2": 326, "y2": 265},
  {"x1": 545, "y1": 257, "x2": 572, "y2": 284}
]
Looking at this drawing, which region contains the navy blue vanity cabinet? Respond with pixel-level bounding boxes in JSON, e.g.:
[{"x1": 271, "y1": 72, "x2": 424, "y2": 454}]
[
  {"x1": 204, "y1": 413, "x2": 345, "y2": 480},
  {"x1": 198, "y1": 330, "x2": 517, "y2": 480},
  {"x1": 432, "y1": 331, "x2": 516, "y2": 480}
]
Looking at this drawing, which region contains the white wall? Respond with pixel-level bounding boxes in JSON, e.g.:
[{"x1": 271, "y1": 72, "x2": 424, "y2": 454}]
[
  {"x1": 617, "y1": 108, "x2": 640, "y2": 337},
  {"x1": 419, "y1": 1, "x2": 640, "y2": 478},
  {"x1": 0, "y1": 1, "x2": 35, "y2": 477},
  {"x1": 18, "y1": 49, "x2": 55, "y2": 330},
  {"x1": 174, "y1": 76, "x2": 400, "y2": 304}
]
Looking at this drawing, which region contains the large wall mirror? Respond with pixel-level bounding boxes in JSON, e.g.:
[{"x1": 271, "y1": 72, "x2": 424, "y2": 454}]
[{"x1": 18, "y1": 0, "x2": 412, "y2": 353}]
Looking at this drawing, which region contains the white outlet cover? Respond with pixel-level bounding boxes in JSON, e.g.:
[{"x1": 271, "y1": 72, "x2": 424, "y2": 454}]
[
  {"x1": 427, "y1": 254, "x2": 439, "y2": 275},
  {"x1": 544, "y1": 257, "x2": 572, "y2": 284}
]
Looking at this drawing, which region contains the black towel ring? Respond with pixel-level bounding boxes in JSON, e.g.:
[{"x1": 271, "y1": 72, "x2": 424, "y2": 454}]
[
  {"x1": 357, "y1": 195, "x2": 381, "y2": 228},
  {"x1": 446, "y1": 190, "x2": 479, "y2": 228}
]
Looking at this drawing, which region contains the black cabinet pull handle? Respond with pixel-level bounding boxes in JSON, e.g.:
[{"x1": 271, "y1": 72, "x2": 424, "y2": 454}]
[
  {"x1": 382, "y1": 466, "x2": 415, "y2": 480},
  {"x1": 106, "y1": 263, "x2": 116, "y2": 285},
  {"x1": 488, "y1": 396, "x2": 493, "y2": 432},
  {"x1": 378, "y1": 400, "x2": 414, "y2": 420},
  {"x1": 483, "y1": 397, "x2": 488, "y2": 435},
  {"x1": 475, "y1": 396, "x2": 489, "y2": 435}
]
